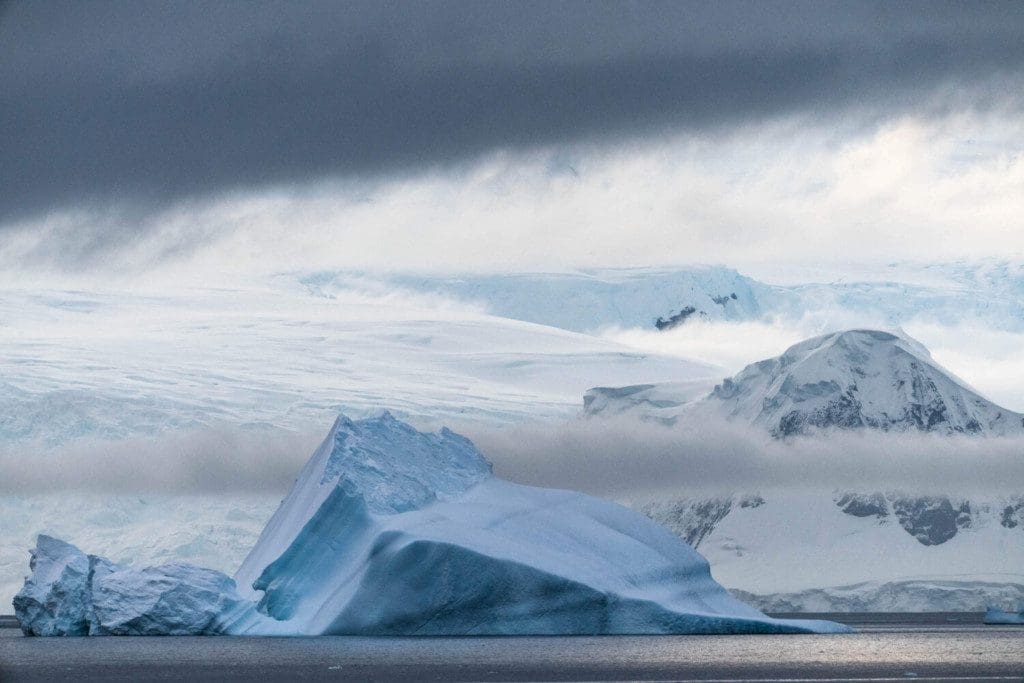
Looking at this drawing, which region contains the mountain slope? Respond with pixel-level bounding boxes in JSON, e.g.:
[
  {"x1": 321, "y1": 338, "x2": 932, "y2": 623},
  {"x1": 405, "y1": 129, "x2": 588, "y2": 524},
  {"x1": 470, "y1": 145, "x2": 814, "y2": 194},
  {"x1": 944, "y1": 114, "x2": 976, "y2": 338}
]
[
  {"x1": 0, "y1": 283, "x2": 720, "y2": 449},
  {"x1": 304, "y1": 260, "x2": 1024, "y2": 334},
  {"x1": 585, "y1": 329, "x2": 1024, "y2": 437},
  {"x1": 304, "y1": 266, "x2": 783, "y2": 333},
  {"x1": 581, "y1": 329, "x2": 1024, "y2": 609},
  {"x1": 705, "y1": 329, "x2": 1024, "y2": 437}
]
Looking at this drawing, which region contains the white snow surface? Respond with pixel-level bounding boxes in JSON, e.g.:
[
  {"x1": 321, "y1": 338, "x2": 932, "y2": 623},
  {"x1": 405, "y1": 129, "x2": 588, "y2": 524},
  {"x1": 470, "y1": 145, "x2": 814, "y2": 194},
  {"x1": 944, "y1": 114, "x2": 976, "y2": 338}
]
[
  {"x1": 639, "y1": 490, "x2": 1024, "y2": 611},
  {"x1": 583, "y1": 380, "x2": 716, "y2": 424},
  {"x1": 0, "y1": 279, "x2": 717, "y2": 447},
  {"x1": 304, "y1": 267, "x2": 777, "y2": 333},
  {"x1": 14, "y1": 415, "x2": 847, "y2": 635},
  {"x1": 706, "y1": 329, "x2": 1024, "y2": 436},
  {"x1": 698, "y1": 491, "x2": 1024, "y2": 598},
  {"x1": 586, "y1": 329, "x2": 1024, "y2": 437},
  {"x1": 311, "y1": 260, "x2": 1024, "y2": 334}
]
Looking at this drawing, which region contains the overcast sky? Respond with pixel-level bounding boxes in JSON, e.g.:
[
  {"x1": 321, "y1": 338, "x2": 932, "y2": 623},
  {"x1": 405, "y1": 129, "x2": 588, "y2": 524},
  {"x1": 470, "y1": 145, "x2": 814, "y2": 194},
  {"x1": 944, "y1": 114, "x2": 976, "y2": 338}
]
[{"x1": 2, "y1": 0, "x2": 1023, "y2": 276}]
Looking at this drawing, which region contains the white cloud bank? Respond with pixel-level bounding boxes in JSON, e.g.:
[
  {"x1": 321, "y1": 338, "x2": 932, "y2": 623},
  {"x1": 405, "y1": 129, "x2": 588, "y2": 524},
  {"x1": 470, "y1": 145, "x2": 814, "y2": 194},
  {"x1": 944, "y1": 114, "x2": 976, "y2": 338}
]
[
  {"x1": 2, "y1": 105, "x2": 1022, "y2": 281},
  {"x1": 3, "y1": 415, "x2": 1022, "y2": 502},
  {"x1": 470, "y1": 415, "x2": 1024, "y2": 502}
]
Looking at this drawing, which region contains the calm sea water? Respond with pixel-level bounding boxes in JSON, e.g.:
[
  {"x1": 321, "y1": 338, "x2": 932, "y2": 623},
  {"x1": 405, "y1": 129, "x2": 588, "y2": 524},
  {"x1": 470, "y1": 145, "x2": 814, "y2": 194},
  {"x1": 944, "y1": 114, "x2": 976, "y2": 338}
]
[{"x1": 1, "y1": 614, "x2": 1021, "y2": 682}]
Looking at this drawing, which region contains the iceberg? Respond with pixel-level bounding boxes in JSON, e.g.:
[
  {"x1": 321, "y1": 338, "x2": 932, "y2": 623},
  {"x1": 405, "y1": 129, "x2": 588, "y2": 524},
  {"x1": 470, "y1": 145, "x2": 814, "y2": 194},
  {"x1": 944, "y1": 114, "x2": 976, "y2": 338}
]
[
  {"x1": 984, "y1": 608, "x2": 1024, "y2": 625},
  {"x1": 12, "y1": 536, "x2": 93, "y2": 636},
  {"x1": 14, "y1": 413, "x2": 848, "y2": 636},
  {"x1": 13, "y1": 535, "x2": 256, "y2": 636}
]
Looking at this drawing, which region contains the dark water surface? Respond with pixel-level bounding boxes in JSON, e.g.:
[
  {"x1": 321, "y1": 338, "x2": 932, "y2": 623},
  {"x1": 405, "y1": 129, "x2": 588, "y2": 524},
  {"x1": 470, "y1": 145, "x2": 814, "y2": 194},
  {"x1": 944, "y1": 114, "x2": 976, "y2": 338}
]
[{"x1": 1, "y1": 613, "x2": 1021, "y2": 682}]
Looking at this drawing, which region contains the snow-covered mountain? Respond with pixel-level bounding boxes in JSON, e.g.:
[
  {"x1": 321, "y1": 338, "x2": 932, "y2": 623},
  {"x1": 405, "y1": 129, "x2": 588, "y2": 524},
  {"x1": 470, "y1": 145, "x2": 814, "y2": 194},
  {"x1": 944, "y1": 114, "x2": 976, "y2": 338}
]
[
  {"x1": 586, "y1": 329, "x2": 1024, "y2": 437},
  {"x1": 706, "y1": 329, "x2": 1024, "y2": 437},
  {"x1": 692, "y1": 491, "x2": 1024, "y2": 612},
  {"x1": 583, "y1": 329, "x2": 1024, "y2": 610}
]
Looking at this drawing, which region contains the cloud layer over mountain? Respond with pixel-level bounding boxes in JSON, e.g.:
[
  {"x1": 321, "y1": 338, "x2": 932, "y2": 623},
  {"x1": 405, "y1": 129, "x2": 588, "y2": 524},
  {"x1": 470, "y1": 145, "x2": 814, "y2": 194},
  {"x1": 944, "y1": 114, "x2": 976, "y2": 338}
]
[{"x1": 2, "y1": 1, "x2": 1023, "y2": 274}]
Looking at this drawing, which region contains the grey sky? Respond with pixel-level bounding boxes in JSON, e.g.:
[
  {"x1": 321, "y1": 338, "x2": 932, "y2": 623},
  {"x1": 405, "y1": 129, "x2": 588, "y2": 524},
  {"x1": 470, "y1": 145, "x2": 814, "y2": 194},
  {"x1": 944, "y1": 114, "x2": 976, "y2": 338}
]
[{"x1": 3, "y1": 0, "x2": 1023, "y2": 235}]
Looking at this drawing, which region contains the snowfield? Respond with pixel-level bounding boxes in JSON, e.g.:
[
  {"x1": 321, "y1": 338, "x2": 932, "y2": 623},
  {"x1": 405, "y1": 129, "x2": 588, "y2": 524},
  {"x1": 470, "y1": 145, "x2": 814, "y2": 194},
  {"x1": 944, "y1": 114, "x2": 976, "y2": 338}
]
[
  {"x1": 697, "y1": 491, "x2": 1024, "y2": 609},
  {"x1": 0, "y1": 279, "x2": 718, "y2": 609},
  {"x1": 586, "y1": 329, "x2": 1024, "y2": 436},
  {"x1": 315, "y1": 261, "x2": 1024, "y2": 335},
  {"x1": 304, "y1": 267, "x2": 778, "y2": 333},
  {"x1": 2, "y1": 265, "x2": 1023, "y2": 613},
  {"x1": 14, "y1": 415, "x2": 847, "y2": 636},
  {"x1": 0, "y1": 280, "x2": 717, "y2": 444}
]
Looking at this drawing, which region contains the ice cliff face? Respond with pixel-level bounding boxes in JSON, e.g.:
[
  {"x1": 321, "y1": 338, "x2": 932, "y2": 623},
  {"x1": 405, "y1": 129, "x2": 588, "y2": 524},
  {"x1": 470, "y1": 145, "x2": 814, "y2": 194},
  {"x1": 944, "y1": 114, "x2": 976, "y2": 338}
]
[
  {"x1": 14, "y1": 413, "x2": 847, "y2": 636},
  {"x1": 229, "y1": 412, "x2": 843, "y2": 635},
  {"x1": 737, "y1": 580, "x2": 1024, "y2": 614},
  {"x1": 706, "y1": 329, "x2": 1024, "y2": 437},
  {"x1": 13, "y1": 536, "x2": 255, "y2": 636}
]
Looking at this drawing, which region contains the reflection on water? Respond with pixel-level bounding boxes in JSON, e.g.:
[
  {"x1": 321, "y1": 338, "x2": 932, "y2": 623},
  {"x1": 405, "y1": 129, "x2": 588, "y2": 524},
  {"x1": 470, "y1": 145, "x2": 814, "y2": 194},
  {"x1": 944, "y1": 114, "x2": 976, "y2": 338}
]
[{"x1": 2, "y1": 614, "x2": 1022, "y2": 682}]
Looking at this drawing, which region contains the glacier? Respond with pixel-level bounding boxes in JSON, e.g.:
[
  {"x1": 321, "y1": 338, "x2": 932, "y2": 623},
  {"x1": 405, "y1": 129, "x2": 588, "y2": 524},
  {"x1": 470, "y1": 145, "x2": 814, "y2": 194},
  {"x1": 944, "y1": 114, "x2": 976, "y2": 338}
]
[
  {"x1": 0, "y1": 282, "x2": 717, "y2": 449},
  {"x1": 306, "y1": 260, "x2": 1024, "y2": 335},
  {"x1": 6, "y1": 265, "x2": 1023, "y2": 615},
  {"x1": 13, "y1": 413, "x2": 848, "y2": 636}
]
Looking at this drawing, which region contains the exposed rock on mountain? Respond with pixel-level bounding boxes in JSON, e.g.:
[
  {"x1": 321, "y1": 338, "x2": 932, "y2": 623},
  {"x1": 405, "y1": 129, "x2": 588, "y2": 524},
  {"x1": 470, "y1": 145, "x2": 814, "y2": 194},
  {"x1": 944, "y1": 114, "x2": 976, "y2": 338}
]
[{"x1": 706, "y1": 330, "x2": 1024, "y2": 437}]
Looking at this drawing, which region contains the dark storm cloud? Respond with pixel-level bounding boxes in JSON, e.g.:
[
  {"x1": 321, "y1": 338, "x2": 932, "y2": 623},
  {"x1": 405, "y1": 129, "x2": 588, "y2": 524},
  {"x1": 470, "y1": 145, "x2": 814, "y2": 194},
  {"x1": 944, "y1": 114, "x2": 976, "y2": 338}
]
[{"x1": 2, "y1": 0, "x2": 1023, "y2": 227}]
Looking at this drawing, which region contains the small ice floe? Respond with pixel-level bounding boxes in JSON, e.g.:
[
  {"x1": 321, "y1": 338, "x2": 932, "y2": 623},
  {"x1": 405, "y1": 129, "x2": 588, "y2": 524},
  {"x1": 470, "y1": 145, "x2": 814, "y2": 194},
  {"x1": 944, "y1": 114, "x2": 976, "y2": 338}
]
[{"x1": 983, "y1": 607, "x2": 1024, "y2": 625}]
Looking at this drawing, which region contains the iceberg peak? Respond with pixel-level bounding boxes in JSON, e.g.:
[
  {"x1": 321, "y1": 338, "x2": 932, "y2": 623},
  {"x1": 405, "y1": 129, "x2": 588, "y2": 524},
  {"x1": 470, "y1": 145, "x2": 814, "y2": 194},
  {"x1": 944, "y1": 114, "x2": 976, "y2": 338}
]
[{"x1": 319, "y1": 412, "x2": 492, "y2": 513}]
